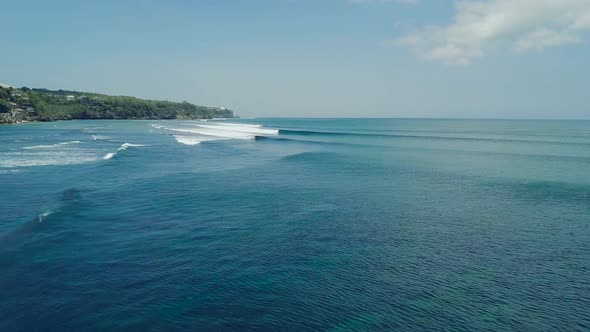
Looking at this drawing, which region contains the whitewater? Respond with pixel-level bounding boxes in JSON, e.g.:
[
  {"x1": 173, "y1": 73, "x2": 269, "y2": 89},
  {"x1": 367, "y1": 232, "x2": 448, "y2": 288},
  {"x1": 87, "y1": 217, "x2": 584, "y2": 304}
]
[{"x1": 150, "y1": 121, "x2": 279, "y2": 144}]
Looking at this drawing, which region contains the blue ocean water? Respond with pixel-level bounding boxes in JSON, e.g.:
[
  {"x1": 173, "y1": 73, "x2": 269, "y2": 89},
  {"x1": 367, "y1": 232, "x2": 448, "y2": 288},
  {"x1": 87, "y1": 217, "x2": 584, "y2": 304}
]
[{"x1": 1, "y1": 118, "x2": 589, "y2": 331}]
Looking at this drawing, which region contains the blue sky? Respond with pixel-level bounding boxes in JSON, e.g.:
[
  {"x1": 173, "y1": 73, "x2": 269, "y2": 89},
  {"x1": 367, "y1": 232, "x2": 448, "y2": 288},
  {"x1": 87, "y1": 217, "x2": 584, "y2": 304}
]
[{"x1": 1, "y1": 0, "x2": 589, "y2": 118}]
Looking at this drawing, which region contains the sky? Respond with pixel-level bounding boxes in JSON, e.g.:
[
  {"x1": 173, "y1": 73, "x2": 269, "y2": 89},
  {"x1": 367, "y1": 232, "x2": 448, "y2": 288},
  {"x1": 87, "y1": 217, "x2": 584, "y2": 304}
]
[{"x1": 1, "y1": 0, "x2": 589, "y2": 119}]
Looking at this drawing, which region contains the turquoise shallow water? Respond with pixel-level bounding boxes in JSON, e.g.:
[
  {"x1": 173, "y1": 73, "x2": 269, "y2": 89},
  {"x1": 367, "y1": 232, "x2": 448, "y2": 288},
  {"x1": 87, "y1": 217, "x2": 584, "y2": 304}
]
[{"x1": 1, "y1": 118, "x2": 589, "y2": 330}]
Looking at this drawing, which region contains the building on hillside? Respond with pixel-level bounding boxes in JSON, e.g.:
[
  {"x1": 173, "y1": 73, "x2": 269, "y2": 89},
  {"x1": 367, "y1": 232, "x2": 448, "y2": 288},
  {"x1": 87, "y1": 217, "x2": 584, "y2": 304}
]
[{"x1": 66, "y1": 95, "x2": 75, "y2": 101}]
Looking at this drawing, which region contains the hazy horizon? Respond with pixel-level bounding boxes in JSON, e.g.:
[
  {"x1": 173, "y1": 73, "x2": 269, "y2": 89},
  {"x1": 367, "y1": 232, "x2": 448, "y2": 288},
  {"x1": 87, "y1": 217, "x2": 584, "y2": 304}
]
[{"x1": 2, "y1": 0, "x2": 589, "y2": 119}]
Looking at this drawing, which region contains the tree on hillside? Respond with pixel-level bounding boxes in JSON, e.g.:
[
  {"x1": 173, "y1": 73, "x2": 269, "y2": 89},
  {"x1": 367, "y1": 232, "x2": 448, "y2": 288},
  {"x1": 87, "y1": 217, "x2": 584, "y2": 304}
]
[
  {"x1": 0, "y1": 87, "x2": 9, "y2": 99},
  {"x1": 0, "y1": 100, "x2": 11, "y2": 113}
]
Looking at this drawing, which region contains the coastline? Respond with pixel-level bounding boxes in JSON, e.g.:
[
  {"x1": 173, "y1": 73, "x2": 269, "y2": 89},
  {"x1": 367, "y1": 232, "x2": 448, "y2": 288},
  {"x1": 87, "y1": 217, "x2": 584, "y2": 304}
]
[
  {"x1": 0, "y1": 85, "x2": 236, "y2": 125},
  {"x1": 0, "y1": 116, "x2": 238, "y2": 125}
]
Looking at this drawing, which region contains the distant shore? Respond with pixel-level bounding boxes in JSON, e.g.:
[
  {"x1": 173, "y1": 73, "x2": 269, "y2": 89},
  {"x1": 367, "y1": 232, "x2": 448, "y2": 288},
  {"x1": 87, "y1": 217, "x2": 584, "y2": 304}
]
[
  {"x1": 1, "y1": 85, "x2": 236, "y2": 124},
  {"x1": 1, "y1": 117, "x2": 238, "y2": 125}
]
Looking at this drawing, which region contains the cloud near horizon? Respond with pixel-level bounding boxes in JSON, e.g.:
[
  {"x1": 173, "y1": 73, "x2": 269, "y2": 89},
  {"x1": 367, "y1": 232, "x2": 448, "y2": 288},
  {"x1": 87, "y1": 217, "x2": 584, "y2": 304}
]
[{"x1": 395, "y1": 0, "x2": 590, "y2": 65}]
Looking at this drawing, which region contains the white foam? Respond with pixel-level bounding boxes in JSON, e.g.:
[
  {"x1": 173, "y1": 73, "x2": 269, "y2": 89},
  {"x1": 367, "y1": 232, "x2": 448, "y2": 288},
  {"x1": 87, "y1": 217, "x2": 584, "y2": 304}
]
[
  {"x1": 121, "y1": 143, "x2": 145, "y2": 148},
  {"x1": 91, "y1": 135, "x2": 111, "y2": 140},
  {"x1": 103, "y1": 152, "x2": 116, "y2": 160},
  {"x1": 22, "y1": 141, "x2": 82, "y2": 150},
  {"x1": 0, "y1": 169, "x2": 23, "y2": 174},
  {"x1": 164, "y1": 124, "x2": 275, "y2": 139},
  {"x1": 173, "y1": 135, "x2": 225, "y2": 145},
  {"x1": 38, "y1": 210, "x2": 54, "y2": 223},
  {"x1": 216, "y1": 123, "x2": 261, "y2": 128},
  {"x1": 0, "y1": 151, "x2": 100, "y2": 167},
  {"x1": 22, "y1": 144, "x2": 59, "y2": 150},
  {"x1": 174, "y1": 136, "x2": 203, "y2": 145},
  {"x1": 167, "y1": 127, "x2": 255, "y2": 139},
  {"x1": 196, "y1": 124, "x2": 277, "y2": 135},
  {"x1": 151, "y1": 122, "x2": 277, "y2": 145},
  {"x1": 4, "y1": 140, "x2": 99, "y2": 167},
  {"x1": 103, "y1": 143, "x2": 145, "y2": 160}
]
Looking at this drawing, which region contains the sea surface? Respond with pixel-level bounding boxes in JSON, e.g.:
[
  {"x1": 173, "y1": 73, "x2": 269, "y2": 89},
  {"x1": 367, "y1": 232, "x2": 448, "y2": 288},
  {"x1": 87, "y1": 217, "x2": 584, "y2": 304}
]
[{"x1": 1, "y1": 118, "x2": 589, "y2": 331}]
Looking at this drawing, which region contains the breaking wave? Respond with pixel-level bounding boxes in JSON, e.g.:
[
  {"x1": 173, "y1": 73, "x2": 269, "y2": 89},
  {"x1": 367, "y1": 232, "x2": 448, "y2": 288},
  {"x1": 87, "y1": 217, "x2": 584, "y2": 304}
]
[
  {"x1": 173, "y1": 135, "x2": 222, "y2": 145},
  {"x1": 150, "y1": 122, "x2": 278, "y2": 145},
  {"x1": 38, "y1": 210, "x2": 54, "y2": 223},
  {"x1": 103, "y1": 143, "x2": 145, "y2": 160}
]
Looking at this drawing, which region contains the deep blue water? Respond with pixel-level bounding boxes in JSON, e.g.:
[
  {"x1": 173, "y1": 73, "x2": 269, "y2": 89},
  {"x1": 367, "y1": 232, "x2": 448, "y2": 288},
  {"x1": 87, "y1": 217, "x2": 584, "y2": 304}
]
[{"x1": 1, "y1": 118, "x2": 589, "y2": 331}]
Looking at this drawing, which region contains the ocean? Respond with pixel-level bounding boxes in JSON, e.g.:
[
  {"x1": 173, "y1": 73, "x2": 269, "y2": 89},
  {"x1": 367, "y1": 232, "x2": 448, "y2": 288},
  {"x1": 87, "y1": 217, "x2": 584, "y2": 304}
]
[{"x1": 1, "y1": 118, "x2": 589, "y2": 330}]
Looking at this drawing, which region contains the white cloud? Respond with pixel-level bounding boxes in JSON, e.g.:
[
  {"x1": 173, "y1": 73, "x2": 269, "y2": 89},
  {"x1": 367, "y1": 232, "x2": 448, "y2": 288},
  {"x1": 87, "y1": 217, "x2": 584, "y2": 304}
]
[
  {"x1": 395, "y1": 0, "x2": 590, "y2": 65},
  {"x1": 514, "y1": 28, "x2": 582, "y2": 52}
]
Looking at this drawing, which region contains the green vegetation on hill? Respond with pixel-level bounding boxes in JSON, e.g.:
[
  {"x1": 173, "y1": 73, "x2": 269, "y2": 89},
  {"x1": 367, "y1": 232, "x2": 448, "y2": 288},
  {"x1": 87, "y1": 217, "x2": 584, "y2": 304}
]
[{"x1": 0, "y1": 85, "x2": 236, "y2": 124}]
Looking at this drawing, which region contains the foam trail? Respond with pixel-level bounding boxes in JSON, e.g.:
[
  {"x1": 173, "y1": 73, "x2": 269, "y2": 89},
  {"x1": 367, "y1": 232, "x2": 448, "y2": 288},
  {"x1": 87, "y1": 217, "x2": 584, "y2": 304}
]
[
  {"x1": 0, "y1": 169, "x2": 23, "y2": 174},
  {"x1": 23, "y1": 141, "x2": 82, "y2": 150},
  {"x1": 91, "y1": 135, "x2": 111, "y2": 140},
  {"x1": 1, "y1": 151, "x2": 100, "y2": 167}
]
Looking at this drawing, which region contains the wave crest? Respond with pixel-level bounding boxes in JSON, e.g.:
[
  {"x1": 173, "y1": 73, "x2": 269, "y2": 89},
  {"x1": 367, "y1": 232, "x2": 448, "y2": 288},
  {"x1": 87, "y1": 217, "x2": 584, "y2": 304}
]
[
  {"x1": 38, "y1": 210, "x2": 54, "y2": 223},
  {"x1": 151, "y1": 122, "x2": 278, "y2": 145},
  {"x1": 103, "y1": 143, "x2": 145, "y2": 160}
]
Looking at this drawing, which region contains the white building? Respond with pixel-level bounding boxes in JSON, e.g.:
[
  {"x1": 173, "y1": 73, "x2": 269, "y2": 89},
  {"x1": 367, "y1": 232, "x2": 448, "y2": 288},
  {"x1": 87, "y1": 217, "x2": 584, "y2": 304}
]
[{"x1": 66, "y1": 95, "x2": 75, "y2": 101}]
